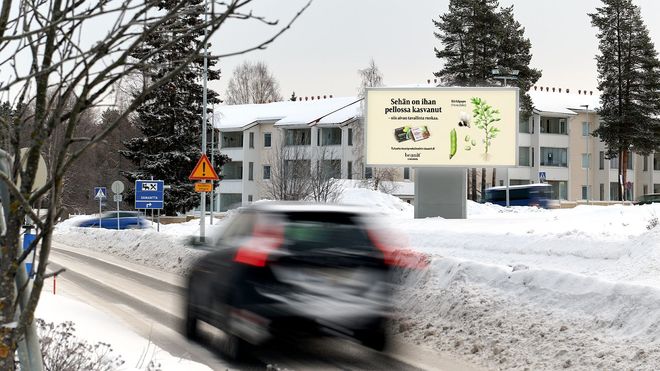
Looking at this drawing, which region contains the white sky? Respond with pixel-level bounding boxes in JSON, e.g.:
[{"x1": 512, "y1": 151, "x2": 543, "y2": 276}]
[{"x1": 207, "y1": 0, "x2": 660, "y2": 100}]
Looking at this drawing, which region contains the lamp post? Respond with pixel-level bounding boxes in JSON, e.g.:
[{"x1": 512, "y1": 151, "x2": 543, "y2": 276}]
[
  {"x1": 492, "y1": 68, "x2": 519, "y2": 207},
  {"x1": 581, "y1": 104, "x2": 590, "y2": 204}
]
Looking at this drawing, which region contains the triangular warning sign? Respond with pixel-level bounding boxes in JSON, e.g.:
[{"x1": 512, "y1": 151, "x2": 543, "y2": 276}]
[
  {"x1": 95, "y1": 189, "x2": 106, "y2": 199},
  {"x1": 189, "y1": 154, "x2": 219, "y2": 180}
]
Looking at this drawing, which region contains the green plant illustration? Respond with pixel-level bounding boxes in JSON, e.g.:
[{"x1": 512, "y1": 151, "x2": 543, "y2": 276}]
[{"x1": 471, "y1": 97, "x2": 501, "y2": 157}]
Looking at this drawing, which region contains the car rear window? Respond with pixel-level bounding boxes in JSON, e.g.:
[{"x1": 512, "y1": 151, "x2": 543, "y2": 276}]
[{"x1": 282, "y1": 212, "x2": 374, "y2": 252}]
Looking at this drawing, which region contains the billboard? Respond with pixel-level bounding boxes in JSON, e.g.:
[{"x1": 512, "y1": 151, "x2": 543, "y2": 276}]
[{"x1": 365, "y1": 87, "x2": 518, "y2": 167}]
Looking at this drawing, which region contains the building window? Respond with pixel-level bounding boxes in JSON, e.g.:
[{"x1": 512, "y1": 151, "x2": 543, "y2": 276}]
[
  {"x1": 599, "y1": 151, "x2": 605, "y2": 170},
  {"x1": 540, "y1": 117, "x2": 568, "y2": 134},
  {"x1": 404, "y1": 167, "x2": 410, "y2": 180},
  {"x1": 540, "y1": 147, "x2": 568, "y2": 167},
  {"x1": 610, "y1": 152, "x2": 634, "y2": 170},
  {"x1": 654, "y1": 184, "x2": 660, "y2": 193},
  {"x1": 348, "y1": 128, "x2": 353, "y2": 146},
  {"x1": 249, "y1": 132, "x2": 254, "y2": 148},
  {"x1": 263, "y1": 165, "x2": 271, "y2": 180},
  {"x1": 221, "y1": 132, "x2": 243, "y2": 148},
  {"x1": 644, "y1": 156, "x2": 649, "y2": 171},
  {"x1": 365, "y1": 167, "x2": 373, "y2": 179},
  {"x1": 582, "y1": 186, "x2": 589, "y2": 200},
  {"x1": 285, "y1": 128, "x2": 311, "y2": 146},
  {"x1": 222, "y1": 162, "x2": 243, "y2": 180},
  {"x1": 248, "y1": 162, "x2": 254, "y2": 181},
  {"x1": 610, "y1": 182, "x2": 619, "y2": 201},
  {"x1": 264, "y1": 133, "x2": 272, "y2": 148},
  {"x1": 654, "y1": 153, "x2": 660, "y2": 171},
  {"x1": 582, "y1": 122, "x2": 589, "y2": 136},
  {"x1": 643, "y1": 185, "x2": 648, "y2": 195},
  {"x1": 581, "y1": 153, "x2": 591, "y2": 168},
  {"x1": 519, "y1": 146, "x2": 530, "y2": 166},
  {"x1": 519, "y1": 118, "x2": 530, "y2": 134},
  {"x1": 599, "y1": 183, "x2": 605, "y2": 201},
  {"x1": 248, "y1": 195, "x2": 253, "y2": 202},
  {"x1": 320, "y1": 127, "x2": 342, "y2": 146},
  {"x1": 347, "y1": 161, "x2": 352, "y2": 179},
  {"x1": 548, "y1": 181, "x2": 568, "y2": 200},
  {"x1": 321, "y1": 160, "x2": 341, "y2": 179},
  {"x1": 531, "y1": 147, "x2": 535, "y2": 167}
]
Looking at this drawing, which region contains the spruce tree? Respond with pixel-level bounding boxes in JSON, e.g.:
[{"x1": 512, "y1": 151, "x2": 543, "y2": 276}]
[
  {"x1": 590, "y1": 0, "x2": 660, "y2": 200},
  {"x1": 122, "y1": 0, "x2": 229, "y2": 215}
]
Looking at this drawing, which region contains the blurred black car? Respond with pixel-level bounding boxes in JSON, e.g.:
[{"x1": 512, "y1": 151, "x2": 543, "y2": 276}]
[
  {"x1": 634, "y1": 193, "x2": 660, "y2": 205},
  {"x1": 184, "y1": 202, "x2": 411, "y2": 360}
]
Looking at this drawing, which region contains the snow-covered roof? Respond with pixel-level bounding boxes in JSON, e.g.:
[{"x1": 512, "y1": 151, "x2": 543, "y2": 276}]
[
  {"x1": 213, "y1": 97, "x2": 362, "y2": 130},
  {"x1": 529, "y1": 90, "x2": 600, "y2": 116}
]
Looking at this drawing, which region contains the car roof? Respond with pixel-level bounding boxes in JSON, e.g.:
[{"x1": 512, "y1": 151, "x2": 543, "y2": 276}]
[{"x1": 241, "y1": 201, "x2": 378, "y2": 215}]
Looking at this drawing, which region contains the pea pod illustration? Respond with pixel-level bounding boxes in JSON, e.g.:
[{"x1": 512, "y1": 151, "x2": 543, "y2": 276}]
[{"x1": 449, "y1": 128, "x2": 457, "y2": 159}]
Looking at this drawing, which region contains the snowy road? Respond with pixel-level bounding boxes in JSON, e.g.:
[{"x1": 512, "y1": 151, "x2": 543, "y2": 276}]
[{"x1": 47, "y1": 241, "x2": 480, "y2": 371}]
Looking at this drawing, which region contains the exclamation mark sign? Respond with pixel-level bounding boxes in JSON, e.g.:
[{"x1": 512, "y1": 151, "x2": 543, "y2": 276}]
[{"x1": 202, "y1": 162, "x2": 206, "y2": 176}]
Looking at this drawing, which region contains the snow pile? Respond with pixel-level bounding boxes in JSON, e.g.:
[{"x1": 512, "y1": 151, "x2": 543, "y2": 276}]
[
  {"x1": 36, "y1": 292, "x2": 211, "y2": 371},
  {"x1": 338, "y1": 187, "x2": 414, "y2": 218}
]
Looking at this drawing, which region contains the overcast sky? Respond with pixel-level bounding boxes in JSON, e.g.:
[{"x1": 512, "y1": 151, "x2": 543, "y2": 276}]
[{"x1": 207, "y1": 0, "x2": 660, "y2": 100}]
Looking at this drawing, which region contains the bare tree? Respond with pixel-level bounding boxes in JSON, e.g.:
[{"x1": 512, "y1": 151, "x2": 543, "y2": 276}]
[
  {"x1": 309, "y1": 146, "x2": 343, "y2": 203},
  {"x1": 355, "y1": 59, "x2": 384, "y2": 174},
  {"x1": 0, "y1": 0, "x2": 311, "y2": 368},
  {"x1": 263, "y1": 131, "x2": 312, "y2": 200},
  {"x1": 362, "y1": 167, "x2": 399, "y2": 194},
  {"x1": 225, "y1": 61, "x2": 283, "y2": 104}
]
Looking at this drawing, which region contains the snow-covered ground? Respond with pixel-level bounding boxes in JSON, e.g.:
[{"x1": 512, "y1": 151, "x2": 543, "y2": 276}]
[
  {"x1": 36, "y1": 292, "x2": 211, "y2": 371},
  {"x1": 51, "y1": 189, "x2": 660, "y2": 370}
]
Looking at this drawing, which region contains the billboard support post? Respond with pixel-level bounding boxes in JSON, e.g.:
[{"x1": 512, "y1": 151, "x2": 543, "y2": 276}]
[{"x1": 414, "y1": 167, "x2": 467, "y2": 219}]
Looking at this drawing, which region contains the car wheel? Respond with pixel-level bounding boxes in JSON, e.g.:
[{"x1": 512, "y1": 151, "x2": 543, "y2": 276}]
[
  {"x1": 220, "y1": 332, "x2": 248, "y2": 361},
  {"x1": 184, "y1": 292, "x2": 199, "y2": 340},
  {"x1": 356, "y1": 317, "x2": 388, "y2": 351}
]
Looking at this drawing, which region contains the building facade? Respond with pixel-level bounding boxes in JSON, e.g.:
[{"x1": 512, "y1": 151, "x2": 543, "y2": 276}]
[{"x1": 214, "y1": 90, "x2": 657, "y2": 211}]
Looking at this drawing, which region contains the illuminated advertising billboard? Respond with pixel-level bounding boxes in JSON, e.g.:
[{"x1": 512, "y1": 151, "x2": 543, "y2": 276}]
[{"x1": 366, "y1": 87, "x2": 518, "y2": 167}]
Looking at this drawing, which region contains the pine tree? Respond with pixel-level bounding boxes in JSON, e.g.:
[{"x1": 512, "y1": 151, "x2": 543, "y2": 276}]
[
  {"x1": 590, "y1": 0, "x2": 660, "y2": 200},
  {"x1": 121, "y1": 0, "x2": 229, "y2": 215},
  {"x1": 433, "y1": 0, "x2": 541, "y2": 200}
]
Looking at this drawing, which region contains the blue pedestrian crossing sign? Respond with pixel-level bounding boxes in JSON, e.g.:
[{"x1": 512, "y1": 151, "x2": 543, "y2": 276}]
[
  {"x1": 94, "y1": 187, "x2": 107, "y2": 200},
  {"x1": 135, "y1": 180, "x2": 164, "y2": 209}
]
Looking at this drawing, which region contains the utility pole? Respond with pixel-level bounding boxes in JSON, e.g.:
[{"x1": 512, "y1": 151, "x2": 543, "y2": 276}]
[
  {"x1": 199, "y1": 0, "x2": 208, "y2": 242},
  {"x1": 210, "y1": 106, "x2": 214, "y2": 225}
]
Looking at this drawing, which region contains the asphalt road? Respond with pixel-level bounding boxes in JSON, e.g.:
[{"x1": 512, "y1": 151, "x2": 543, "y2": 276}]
[{"x1": 47, "y1": 242, "x2": 482, "y2": 371}]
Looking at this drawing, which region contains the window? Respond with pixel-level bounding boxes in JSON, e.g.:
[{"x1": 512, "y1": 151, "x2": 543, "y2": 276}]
[
  {"x1": 519, "y1": 146, "x2": 530, "y2": 166},
  {"x1": 264, "y1": 133, "x2": 272, "y2": 148},
  {"x1": 655, "y1": 184, "x2": 660, "y2": 193},
  {"x1": 365, "y1": 167, "x2": 373, "y2": 179},
  {"x1": 540, "y1": 117, "x2": 568, "y2": 134},
  {"x1": 654, "y1": 153, "x2": 660, "y2": 171},
  {"x1": 263, "y1": 165, "x2": 271, "y2": 180},
  {"x1": 248, "y1": 195, "x2": 253, "y2": 202},
  {"x1": 285, "y1": 128, "x2": 311, "y2": 146},
  {"x1": 531, "y1": 147, "x2": 535, "y2": 167},
  {"x1": 540, "y1": 147, "x2": 568, "y2": 167},
  {"x1": 519, "y1": 118, "x2": 530, "y2": 134},
  {"x1": 249, "y1": 132, "x2": 254, "y2": 148},
  {"x1": 221, "y1": 132, "x2": 243, "y2": 148},
  {"x1": 610, "y1": 152, "x2": 634, "y2": 170},
  {"x1": 600, "y1": 183, "x2": 605, "y2": 201},
  {"x1": 248, "y1": 162, "x2": 254, "y2": 181},
  {"x1": 347, "y1": 161, "x2": 353, "y2": 179},
  {"x1": 599, "y1": 151, "x2": 605, "y2": 170},
  {"x1": 644, "y1": 185, "x2": 649, "y2": 195},
  {"x1": 320, "y1": 127, "x2": 342, "y2": 146},
  {"x1": 322, "y1": 160, "x2": 341, "y2": 179},
  {"x1": 581, "y1": 153, "x2": 591, "y2": 168},
  {"x1": 348, "y1": 128, "x2": 353, "y2": 146},
  {"x1": 582, "y1": 186, "x2": 589, "y2": 200},
  {"x1": 404, "y1": 167, "x2": 410, "y2": 180},
  {"x1": 582, "y1": 122, "x2": 589, "y2": 136},
  {"x1": 610, "y1": 182, "x2": 620, "y2": 201},
  {"x1": 547, "y1": 181, "x2": 568, "y2": 200},
  {"x1": 644, "y1": 156, "x2": 649, "y2": 171},
  {"x1": 285, "y1": 160, "x2": 311, "y2": 177},
  {"x1": 222, "y1": 162, "x2": 243, "y2": 180}
]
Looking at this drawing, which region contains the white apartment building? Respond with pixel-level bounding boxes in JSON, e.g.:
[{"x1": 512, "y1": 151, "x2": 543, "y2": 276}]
[{"x1": 213, "y1": 89, "x2": 659, "y2": 211}]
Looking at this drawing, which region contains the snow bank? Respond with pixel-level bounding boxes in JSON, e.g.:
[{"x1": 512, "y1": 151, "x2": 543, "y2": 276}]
[
  {"x1": 338, "y1": 187, "x2": 414, "y2": 217},
  {"x1": 36, "y1": 292, "x2": 211, "y2": 371}
]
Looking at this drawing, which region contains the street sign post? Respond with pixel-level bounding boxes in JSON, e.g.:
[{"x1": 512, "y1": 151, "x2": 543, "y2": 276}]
[
  {"x1": 189, "y1": 154, "x2": 219, "y2": 242},
  {"x1": 94, "y1": 187, "x2": 107, "y2": 228},
  {"x1": 195, "y1": 182, "x2": 213, "y2": 192},
  {"x1": 111, "y1": 180, "x2": 124, "y2": 230},
  {"x1": 135, "y1": 180, "x2": 164, "y2": 209}
]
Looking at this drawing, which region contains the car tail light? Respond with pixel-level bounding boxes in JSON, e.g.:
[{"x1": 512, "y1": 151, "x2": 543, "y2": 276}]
[
  {"x1": 234, "y1": 219, "x2": 284, "y2": 267},
  {"x1": 368, "y1": 228, "x2": 428, "y2": 269}
]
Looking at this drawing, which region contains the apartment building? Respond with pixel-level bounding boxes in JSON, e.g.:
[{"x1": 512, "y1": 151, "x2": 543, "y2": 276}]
[{"x1": 214, "y1": 89, "x2": 658, "y2": 210}]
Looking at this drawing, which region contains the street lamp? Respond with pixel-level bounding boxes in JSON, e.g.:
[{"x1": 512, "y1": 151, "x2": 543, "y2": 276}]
[
  {"x1": 492, "y1": 68, "x2": 519, "y2": 207},
  {"x1": 581, "y1": 104, "x2": 590, "y2": 204}
]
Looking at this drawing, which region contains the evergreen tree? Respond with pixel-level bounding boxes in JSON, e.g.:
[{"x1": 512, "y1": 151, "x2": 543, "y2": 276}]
[
  {"x1": 590, "y1": 0, "x2": 660, "y2": 200},
  {"x1": 121, "y1": 0, "x2": 229, "y2": 215},
  {"x1": 433, "y1": 0, "x2": 541, "y2": 200}
]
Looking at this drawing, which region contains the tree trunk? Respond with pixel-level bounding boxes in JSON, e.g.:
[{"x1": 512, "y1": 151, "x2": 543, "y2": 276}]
[
  {"x1": 471, "y1": 168, "x2": 477, "y2": 201},
  {"x1": 619, "y1": 149, "x2": 624, "y2": 201},
  {"x1": 491, "y1": 168, "x2": 496, "y2": 188},
  {"x1": 481, "y1": 168, "x2": 486, "y2": 201}
]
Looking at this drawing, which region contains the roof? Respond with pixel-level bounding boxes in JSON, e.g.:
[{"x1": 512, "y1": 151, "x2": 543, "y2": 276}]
[
  {"x1": 529, "y1": 90, "x2": 600, "y2": 116},
  {"x1": 245, "y1": 201, "x2": 376, "y2": 215},
  {"x1": 486, "y1": 183, "x2": 552, "y2": 191},
  {"x1": 213, "y1": 97, "x2": 362, "y2": 130}
]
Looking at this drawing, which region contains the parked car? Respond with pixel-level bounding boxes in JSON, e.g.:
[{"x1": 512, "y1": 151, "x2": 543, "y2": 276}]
[
  {"x1": 184, "y1": 202, "x2": 420, "y2": 360},
  {"x1": 77, "y1": 211, "x2": 149, "y2": 229},
  {"x1": 635, "y1": 193, "x2": 660, "y2": 205}
]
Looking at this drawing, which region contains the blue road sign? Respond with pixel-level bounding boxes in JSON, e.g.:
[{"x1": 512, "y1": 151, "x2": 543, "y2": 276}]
[
  {"x1": 539, "y1": 171, "x2": 547, "y2": 183},
  {"x1": 135, "y1": 180, "x2": 164, "y2": 209},
  {"x1": 94, "y1": 187, "x2": 107, "y2": 200}
]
